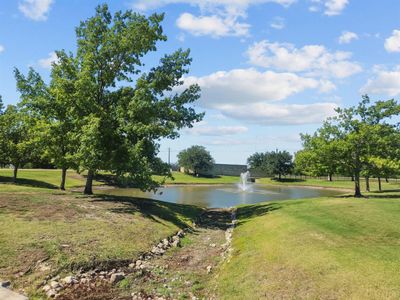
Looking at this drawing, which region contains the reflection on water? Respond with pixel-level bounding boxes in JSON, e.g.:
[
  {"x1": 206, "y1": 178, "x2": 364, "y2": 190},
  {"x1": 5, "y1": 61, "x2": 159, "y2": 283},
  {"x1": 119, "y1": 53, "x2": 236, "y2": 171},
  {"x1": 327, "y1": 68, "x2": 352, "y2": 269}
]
[{"x1": 103, "y1": 184, "x2": 341, "y2": 208}]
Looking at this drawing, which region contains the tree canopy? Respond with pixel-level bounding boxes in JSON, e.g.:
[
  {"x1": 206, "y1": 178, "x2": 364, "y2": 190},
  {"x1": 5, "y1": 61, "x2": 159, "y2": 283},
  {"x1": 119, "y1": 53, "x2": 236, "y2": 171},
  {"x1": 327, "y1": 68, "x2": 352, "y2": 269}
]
[
  {"x1": 248, "y1": 150, "x2": 294, "y2": 180},
  {"x1": 177, "y1": 145, "x2": 215, "y2": 176}
]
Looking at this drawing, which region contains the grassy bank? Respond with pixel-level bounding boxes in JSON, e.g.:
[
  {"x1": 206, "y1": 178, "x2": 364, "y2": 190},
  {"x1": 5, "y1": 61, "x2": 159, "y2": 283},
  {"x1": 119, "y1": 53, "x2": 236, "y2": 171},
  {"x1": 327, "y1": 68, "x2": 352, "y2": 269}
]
[
  {"x1": 0, "y1": 169, "x2": 203, "y2": 298},
  {"x1": 257, "y1": 176, "x2": 400, "y2": 192},
  {"x1": 215, "y1": 190, "x2": 400, "y2": 299}
]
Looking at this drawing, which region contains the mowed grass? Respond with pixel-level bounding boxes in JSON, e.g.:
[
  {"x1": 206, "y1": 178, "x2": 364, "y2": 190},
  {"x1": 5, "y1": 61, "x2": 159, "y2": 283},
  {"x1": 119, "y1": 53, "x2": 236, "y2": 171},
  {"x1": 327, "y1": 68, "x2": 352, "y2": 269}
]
[
  {"x1": 257, "y1": 176, "x2": 400, "y2": 192},
  {"x1": 0, "y1": 169, "x2": 203, "y2": 297},
  {"x1": 0, "y1": 169, "x2": 104, "y2": 192},
  {"x1": 215, "y1": 191, "x2": 400, "y2": 299}
]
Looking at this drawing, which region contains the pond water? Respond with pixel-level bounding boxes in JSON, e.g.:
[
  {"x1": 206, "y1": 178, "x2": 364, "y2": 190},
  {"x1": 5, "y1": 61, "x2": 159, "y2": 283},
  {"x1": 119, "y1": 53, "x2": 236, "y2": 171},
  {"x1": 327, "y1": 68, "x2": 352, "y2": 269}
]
[{"x1": 105, "y1": 184, "x2": 341, "y2": 208}]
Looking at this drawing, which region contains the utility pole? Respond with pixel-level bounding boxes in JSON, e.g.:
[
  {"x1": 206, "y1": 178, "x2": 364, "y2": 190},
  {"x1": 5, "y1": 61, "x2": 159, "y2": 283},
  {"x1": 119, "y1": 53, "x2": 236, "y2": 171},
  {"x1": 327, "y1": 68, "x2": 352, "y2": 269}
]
[{"x1": 168, "y1": 147, "x2": 171, "y2": 166}]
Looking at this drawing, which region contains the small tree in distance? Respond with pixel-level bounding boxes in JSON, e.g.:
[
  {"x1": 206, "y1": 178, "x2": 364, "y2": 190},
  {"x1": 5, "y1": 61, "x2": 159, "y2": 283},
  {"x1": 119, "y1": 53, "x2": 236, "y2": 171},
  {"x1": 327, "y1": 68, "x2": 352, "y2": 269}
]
[
  {"x1": 178, "y1": 145, "x2": 215, "y2": 176},
  {"x1": 248, "y1": 150, "x2": 293, "y2": 180}
]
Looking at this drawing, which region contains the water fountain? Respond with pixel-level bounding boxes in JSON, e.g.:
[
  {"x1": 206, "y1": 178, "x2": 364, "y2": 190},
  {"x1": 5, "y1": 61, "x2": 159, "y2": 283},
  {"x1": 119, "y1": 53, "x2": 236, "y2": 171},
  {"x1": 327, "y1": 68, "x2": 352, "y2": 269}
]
[{"x1": 238, "y1": 171, "x2": 252, "y2": 192}]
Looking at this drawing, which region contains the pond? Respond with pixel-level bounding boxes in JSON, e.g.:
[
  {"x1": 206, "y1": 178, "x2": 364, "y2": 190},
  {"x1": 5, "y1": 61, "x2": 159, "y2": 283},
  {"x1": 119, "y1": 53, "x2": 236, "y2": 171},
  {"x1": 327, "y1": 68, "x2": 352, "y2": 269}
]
[{"x1": 104, "y1": 184, "x2": 342, "y2": 208}]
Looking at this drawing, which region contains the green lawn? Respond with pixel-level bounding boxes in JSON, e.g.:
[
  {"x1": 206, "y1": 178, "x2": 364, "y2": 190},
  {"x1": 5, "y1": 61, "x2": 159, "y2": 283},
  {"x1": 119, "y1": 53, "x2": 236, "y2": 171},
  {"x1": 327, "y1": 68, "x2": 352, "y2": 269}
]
[
  {"x1": 257, "y1": 176, "x2": 400, "y2": 192},
  {"x1": 0, "y1": 169, "x2": 203, "y2": 298},
  {"x1": 215, "y1": 191, "x2": 400, "y2": 299}
]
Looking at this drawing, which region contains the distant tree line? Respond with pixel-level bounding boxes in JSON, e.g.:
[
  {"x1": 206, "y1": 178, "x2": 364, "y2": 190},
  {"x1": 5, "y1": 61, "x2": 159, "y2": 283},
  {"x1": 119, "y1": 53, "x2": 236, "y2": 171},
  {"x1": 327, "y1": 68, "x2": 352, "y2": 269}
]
[{"x1": 0, "y1": 4, "x2": 203, "y2": 194}]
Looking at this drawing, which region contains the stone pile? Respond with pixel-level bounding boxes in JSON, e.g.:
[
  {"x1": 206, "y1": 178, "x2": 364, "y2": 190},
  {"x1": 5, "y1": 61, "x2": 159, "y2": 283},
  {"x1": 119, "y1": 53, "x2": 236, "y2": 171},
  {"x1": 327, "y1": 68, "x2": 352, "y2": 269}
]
[{"x1": 41, "y1": 230, "x2": 186, "y2": 298}]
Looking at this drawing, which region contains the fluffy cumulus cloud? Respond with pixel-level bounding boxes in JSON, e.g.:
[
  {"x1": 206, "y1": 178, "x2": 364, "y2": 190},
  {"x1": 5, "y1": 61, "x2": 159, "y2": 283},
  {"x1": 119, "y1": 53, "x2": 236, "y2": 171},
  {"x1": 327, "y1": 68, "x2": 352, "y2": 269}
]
[
  {"x1": 384, "y1": 30, "x2": 400, "y2": 53},
  {"x1": 37, "y1": 52, "x2": 58, "y2": 69},
  {"x1": 186, "y1": 125, "x2": 248, "y2": 136},
  {"x1": 309, "y1": 0, "x2": 349, "y2": 16},
  {"x1": 361, "y1": 66, "x2": 400, "y2": 97},
  {"x1": 246, "y1": 40, "x2": 362, "y2": 78},
  {"x1": 132, "y1": 0, "x2": 295, "y2": 37},
  {"x1": 183, "y1": 68, "x2": 334, "y2": 107},
  {"x1": 0, "y1": 45, "x2": 4, "y2": 53},
  {"x1": 176, "y1": 13, "x2": 249, "y2": 37},
  {"x1": 338, "y1": 31, "x2": 358, "y2": 44},
  {"x1": 215, "y1": 102, "x2": 338, "y2": 125},
  {"x1": 18, "y1": 0, "x2": 54, "y2": 21}
]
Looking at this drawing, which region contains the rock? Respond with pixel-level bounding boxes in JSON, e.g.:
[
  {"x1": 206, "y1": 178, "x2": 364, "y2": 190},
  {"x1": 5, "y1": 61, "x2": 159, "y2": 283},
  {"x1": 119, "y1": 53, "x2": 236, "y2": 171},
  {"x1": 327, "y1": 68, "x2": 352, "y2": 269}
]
[
  {"x1": 62, "y1": 276, "x2": 77, "y2": 285},
  {"x1": 46, "y1": 289, "x2": 57, "y2": 298},
  {"x1": 206, "y1": 265, "x2": 212, "y2": 274},
  {"x1": 109, "y1": 273, "x2": 125, "y2": 285},
  {"x1": 136, "y1": 260, "x2": 142, "y2": 267},
  {"x1": 0, "y1": 280, "x2": 11, "y2": 288},
  {"x1": 129, "y1": 263, "x2": 136, "y2": 269},
  {"x1": 171, "y1": 239, "x2": 180, "y2": 247},
  {"x1": 50, "y1": 281, "x2": 61, "y2": 289},
  {"x1": 210, "y1": 243, "x2": 216, "y2": 248},
  {"x1": 162, "y1": 238, "x2": 169, "y2": 247},
  {"x1": 42, "y1": 285, "x2": 51, "y2": 292},
  {"x1": 177, "y1": 230, "x2": 185, "y2": 238}
]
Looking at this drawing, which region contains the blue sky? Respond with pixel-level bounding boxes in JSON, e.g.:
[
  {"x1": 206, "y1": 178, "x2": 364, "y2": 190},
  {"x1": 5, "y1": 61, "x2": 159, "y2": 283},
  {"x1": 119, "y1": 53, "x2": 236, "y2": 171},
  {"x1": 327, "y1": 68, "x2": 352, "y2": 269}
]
[{"x1": 1, "y1": 0, "x2": 400, "y2": 164}]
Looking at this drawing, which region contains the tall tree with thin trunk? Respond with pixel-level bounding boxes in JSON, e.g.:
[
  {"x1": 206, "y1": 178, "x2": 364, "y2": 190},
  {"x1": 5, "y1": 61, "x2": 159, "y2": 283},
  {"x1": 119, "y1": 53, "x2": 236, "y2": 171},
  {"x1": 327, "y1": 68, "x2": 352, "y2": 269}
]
[{"x1": 15, "y1": 52, "x2": 79, "y2": 190}]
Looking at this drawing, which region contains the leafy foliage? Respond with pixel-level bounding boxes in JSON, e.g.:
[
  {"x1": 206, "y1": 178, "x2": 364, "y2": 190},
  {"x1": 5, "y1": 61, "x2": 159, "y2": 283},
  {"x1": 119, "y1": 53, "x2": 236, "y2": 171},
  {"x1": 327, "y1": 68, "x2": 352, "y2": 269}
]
[
  {"x1": 248, "y1": 150, "x2": 293, "y2": 180},
  {"x1": 177, "y1": 145, "x2": 215, "y2": 176}
]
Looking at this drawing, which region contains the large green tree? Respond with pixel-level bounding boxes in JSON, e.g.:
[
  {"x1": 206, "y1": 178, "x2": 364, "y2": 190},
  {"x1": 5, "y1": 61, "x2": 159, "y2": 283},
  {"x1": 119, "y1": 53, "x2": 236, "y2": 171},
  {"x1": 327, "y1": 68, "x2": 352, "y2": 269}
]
[
  {"x1": 177, "y1": 145, "x2": 214, "y2": 176},
  {"x1": 72, "y1": 5, "x2": 203, "y2": 194}
]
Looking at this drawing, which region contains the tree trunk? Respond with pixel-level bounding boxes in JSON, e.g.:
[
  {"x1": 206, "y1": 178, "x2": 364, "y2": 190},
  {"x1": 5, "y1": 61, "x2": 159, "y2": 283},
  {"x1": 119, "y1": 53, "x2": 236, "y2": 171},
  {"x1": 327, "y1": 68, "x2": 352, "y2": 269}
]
[
  {"x1": 278, "y1": 173, "x2": 281, "y2": 180},
  {"x1": 385, "y1": 177, "x2": 389, "y2": 183},
  {"x1": 378, "y1": 177, "x2": 382, "y2": 192},
  {"x1": 60, "y1": 167, "x2": 67, "y2": 190},
  {"x1": 328, "y1": 174, "x2": 333, "y2": 181},
  {"x1": 365, "y1": 176, "x2": 370, "y2": 192},
  {"x1": 354, "y1": 171, "x2": 362, "y2": 197},
  {"x1": 84, "y1": 170, "x2": 94, "y2": 195},
  {"x1": 13, "y1": 165, "x2": 18, "y2": 183},
  {"x1": 351, "y1": 175, "x2": 354, "y2": 182}
]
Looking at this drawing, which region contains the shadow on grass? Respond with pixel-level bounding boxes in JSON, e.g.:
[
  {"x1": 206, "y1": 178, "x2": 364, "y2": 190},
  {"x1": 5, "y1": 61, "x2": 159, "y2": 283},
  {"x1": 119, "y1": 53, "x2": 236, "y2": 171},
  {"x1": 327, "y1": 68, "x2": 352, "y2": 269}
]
[
  {"x1": 367, "y1": 189, "x2": 400, "y2": 199},
  {"x1": 0, "y1": 175, "x2": 58, "y2": 189},
  {"x1": 271, "y1": 178, "x2": 306, "y2": 183},
  {"x1": 236, "y1": 203, "x2": 281, "y2": 226},
  {"x1": 91, "y1": 194, "x2": 204, "y2": 230}
]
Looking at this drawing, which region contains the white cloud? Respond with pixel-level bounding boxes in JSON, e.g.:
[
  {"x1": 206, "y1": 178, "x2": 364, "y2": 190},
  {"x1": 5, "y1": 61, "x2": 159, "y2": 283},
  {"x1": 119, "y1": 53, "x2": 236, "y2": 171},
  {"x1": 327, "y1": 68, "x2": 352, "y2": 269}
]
[
  {"x1": 361, "y1": 65, "x2": 400, "y2": 97},
  {"x1": 186, "y1": 125, "x2": 248, "y2": 136},
  {"x1": 18, "y1": 0, "x2": 54, "y2": 21},
  {"x1": 247, "y1": 40, "x2": 362, "y2": 78},
  {"x1": 216, "y1": 102, "x2": 338, "y2": 125},
  {"x1": 270, "y1": 17, "x2": 285, "y2": 30},
  {"x1": 132, "y1": 0, "x2": 295, "y2": 37},
  {"x1": 37, "y1": 52, "x2": 58, "y2": 69},
  {"x1": 384, "y1": 30, "x2": 400, "y2": 53},
  {"x1": 182, "y1": 68, "x2": 334, "y2": 107},
  {"x1": 309, "y1": 0, "x2": 349, "y2": 16},
  {"x1": 176, "y1": 13, "x2": 249, "y2": 37},
  {"x1": 338, "y1": 31, "x2": 358, "y2": 44},
  {"x1": 132, "y1": 0, "x2": 295, "y2": 12},
  {"x1": 324, "y1": 0, "x2": 348, "y2": 16},
  {"x1": 0, "y1": 45, "x2": 4, "y2": 53}
]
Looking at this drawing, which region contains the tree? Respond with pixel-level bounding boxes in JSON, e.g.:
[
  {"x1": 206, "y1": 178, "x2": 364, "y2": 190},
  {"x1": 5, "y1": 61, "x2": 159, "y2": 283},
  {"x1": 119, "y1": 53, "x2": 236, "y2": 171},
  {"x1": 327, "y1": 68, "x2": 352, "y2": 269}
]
[
  {"x1": 0, "y1": 105, "x2": 40, "y2": 182},
  {"x1": 15, "y1": 51, "x2": 79, "y2": 190},
  {"x1": 299, "y1": 95, "x2": 400, "y2": 197},
  {"x1": 72, "y1": 5, "x2": 203, "y2": 194},
  {"x1": 248, "y1": 150, "x2": 293, "y2": 180},
  {"x1": 332, "y1": 96, "x2": 400, "y2": 197},
  {"x1": 295, "y1": 123, "x2": 341, "y2": 181},
  {"x1": 177, "y1": 146, "x2": 214, "y2": 176}
]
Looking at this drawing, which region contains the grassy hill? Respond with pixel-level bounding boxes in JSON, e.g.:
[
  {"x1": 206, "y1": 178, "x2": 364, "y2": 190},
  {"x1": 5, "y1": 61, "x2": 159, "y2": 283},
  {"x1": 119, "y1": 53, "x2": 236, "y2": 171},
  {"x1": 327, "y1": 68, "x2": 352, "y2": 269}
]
[{"x1": 214, "y1": 191, "x2": 400, "y2": 299}]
